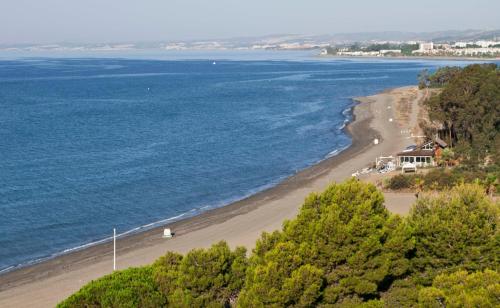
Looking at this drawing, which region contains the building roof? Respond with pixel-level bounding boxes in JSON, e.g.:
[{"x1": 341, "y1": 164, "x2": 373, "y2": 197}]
[
  {"x1": 397, "y1": 149, "x2": 434, "y2": 157},
  {"x1": 434, "y1": 136, "x2": 448, "y2": 148}
]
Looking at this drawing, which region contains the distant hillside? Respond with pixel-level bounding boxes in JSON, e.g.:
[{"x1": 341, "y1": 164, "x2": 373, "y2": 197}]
[
  {"x1": 311, "y1": 29, "x2": 500, "y2": 43},
  {"x1": 2, "y1": 29, "x2": 499, "y2": 51},
  {"x1": 427, "y1": 29, "x2": 500, "y2": 42},
  {"x1": 186, "y1": 30, "x2": 500, "y2": 45}
]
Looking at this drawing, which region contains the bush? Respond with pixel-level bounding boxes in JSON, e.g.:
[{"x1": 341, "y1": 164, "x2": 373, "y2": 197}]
[
  {"x1": 386, "y1": 167, "x2": 500, "y2": 193},
  {"x1": 57, "y1": 266, "x2": 166, "y2": 308},
  {"x1": 386, "y1": 174, "x2": 415, "y2": 190},
  {"x1": 420, "y1": 168, "x2": 458, "y2": 189}
]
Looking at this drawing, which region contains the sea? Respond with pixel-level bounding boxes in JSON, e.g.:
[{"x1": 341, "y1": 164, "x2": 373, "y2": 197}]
[{"x1": 0, "y1": 50, "x2": 485, "y2": 272}]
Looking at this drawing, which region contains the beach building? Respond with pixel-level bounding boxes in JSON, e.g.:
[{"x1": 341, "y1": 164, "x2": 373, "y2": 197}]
[{"x1": 396, "y1": 138, "x2": 447, "y2": 168}]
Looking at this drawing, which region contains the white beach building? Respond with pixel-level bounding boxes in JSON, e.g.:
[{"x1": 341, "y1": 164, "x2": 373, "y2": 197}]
[{"x1": 396, "y1": 138, "x2": 448, "y2": 168}]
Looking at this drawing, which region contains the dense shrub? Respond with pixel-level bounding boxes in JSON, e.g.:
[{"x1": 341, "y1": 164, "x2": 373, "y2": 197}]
[
  {"x1": 386, "y1": 174, "x2": 415, "y2": 190},
  {"x1": 385, "y1": 167, "x2": 500, "y2": 193},
  {"x1": 420, "y1": 168, "x2": 460, "y2": 189},
  {"x1": 57, "y1": 266, "x2": 166, "y2": 308}
]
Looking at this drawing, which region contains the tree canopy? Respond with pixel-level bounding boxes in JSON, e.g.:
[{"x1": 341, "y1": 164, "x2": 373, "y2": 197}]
[
  {"x1": 423, "y1": 64, "x2": 500, "y2": 165},
  {"x1": 59, "y1": 180, "x2": 499, "y2": 307},
  {"x1": 418, "y1": 270, "x2": 500, "y2": 307}
]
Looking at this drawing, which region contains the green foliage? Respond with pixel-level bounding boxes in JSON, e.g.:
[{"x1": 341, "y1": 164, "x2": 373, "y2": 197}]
[
  {"x1": 57, "y1": 266, "x2": 166, "y2": 308},
  {"x1": 331, "y1": 43, "x2": 417, "y2": 56},
  {"x1": 238, "y1": 179, "x2": 413, "y2": 306},
  {"x1": 423, "y1": 66, "x2": 462, "y2": 88},
  {"x1": 386, "y1": 174, "x2": 415, "y2": 190},
  {"x1": 153, "y1": 241, "x2": 247, "y2": 307},
  {"x1": 407, "y1": 184, "x2": 499, "y2": 285},
  {"x1": 59, "y1": 242, "x2": 247, "y2": 308},
  {"x1": 60, "y1": 180, "x2": 499, "y2": 307},
  {"x1": 385, "y1": 167, "x2": 500, "y2": 193},
  {"x1": 239, "y1": 181, "x2": 498, "y2": 307},
  {"x1": 381, "y1": 279, "x2": 420, "y2": 308},
  {"x1": 400, "y1": 44, "x2": 420, "y2": 56},
  {"x1": 424, "y1": 64, "x2": 499, "y2": 163},
  {"x1": 418, "y1": 270, "x2": 500, "y2": 307},
  {"x1": 440, "y1": 148, "x2": 455, "y2": 167},
  {"x1": 365, "y1": 43, "x2": 418, "y2": 54}
]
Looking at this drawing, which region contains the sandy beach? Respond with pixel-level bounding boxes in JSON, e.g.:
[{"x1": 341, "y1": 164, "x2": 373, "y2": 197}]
[{"x1": 0, "y1": 86, "x2": 423, "y2": 307}]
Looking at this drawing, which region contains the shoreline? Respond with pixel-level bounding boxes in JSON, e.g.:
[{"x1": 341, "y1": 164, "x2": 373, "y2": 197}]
[
  {"x1": 0, "y1": 86, "x2": 419, "y2": 307},
  {"x1": 0, "y1": 103, "x2": 358, "y2": 277},
  {"x1": 0, "y1": 100, "x2": 369, "y2": 284}
]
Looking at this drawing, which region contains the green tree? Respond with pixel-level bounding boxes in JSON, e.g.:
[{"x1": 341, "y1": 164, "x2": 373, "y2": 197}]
[
  {"x1": 407, "y1": 184, "x2": 499, "y2": 285},
  {"x1": 154, "y1": 241, "x2": 247, "y2": 307},
  {"x1": 425, "y1": 64, "x2": 499, "y2": 163},
  {"x1": 418, "y1": 270, "x2": 500, "y2": 307},
  {"x1": 238, "y1": 179, "x2": 413, "y2": 306}
]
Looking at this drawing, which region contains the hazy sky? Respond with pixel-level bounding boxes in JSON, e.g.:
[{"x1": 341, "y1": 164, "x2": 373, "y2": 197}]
[{"x1": 2, "y1": 0, "x2": 499, "y2": 44}]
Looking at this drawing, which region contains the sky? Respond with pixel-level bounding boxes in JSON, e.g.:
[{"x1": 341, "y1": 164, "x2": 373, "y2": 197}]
[{"x1": 2, "y1": 0, "x2": 500, "y2": 44}]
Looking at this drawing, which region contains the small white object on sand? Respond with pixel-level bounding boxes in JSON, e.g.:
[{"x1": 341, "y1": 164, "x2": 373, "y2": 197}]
[
  {"x1": 389, "y1": 118, "x2": 393, "y2": 122},
  {"x1": 163, "y1": 228, "x2": 173, "y2": 238},
  {"x1": 374, "y1": 138, "x2": 379, "y2": 145}
]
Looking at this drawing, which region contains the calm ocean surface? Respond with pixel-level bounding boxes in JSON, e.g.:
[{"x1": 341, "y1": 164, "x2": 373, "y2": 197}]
[{"x1": 0, "y1": 52, "x2": 480, "y2": 271}]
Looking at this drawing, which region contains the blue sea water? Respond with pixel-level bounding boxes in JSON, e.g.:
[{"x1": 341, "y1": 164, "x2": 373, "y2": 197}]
[{"x1": 0, "y1": 52, "x2": 483, "y2": 272}]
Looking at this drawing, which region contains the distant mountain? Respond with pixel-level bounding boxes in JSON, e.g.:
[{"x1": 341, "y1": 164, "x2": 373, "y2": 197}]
[
  {"x1": 427, "y1": 29, "x2": 500, "y2": 42},
  {"x1": 290, "y1": 29, "x2": 500, "y2": 44}
]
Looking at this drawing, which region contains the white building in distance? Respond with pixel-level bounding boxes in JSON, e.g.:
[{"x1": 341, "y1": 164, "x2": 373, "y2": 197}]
[
  {"x1": 476, "y1": 40, "x2": 497, "y2": 48},
  {"x1": 454, "y1": 42, "x2": 468, "y2": 48},
  {"x1": 418, "y1": 42, "x2": 434, "y2": 52}
]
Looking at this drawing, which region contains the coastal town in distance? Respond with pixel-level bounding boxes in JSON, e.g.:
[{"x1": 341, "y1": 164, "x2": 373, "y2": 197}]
[{"x1": 3, "y1": 29, "x2": 500, "y2": 59}]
